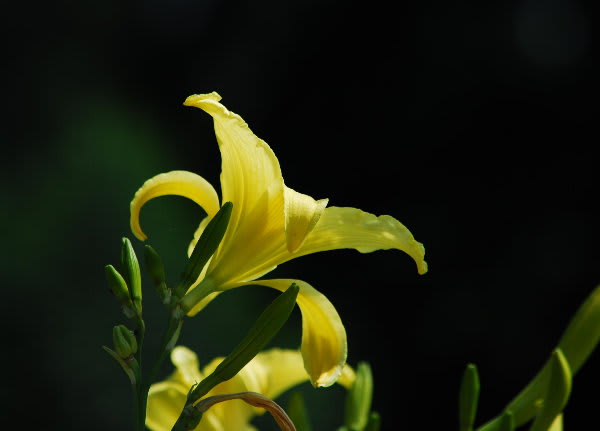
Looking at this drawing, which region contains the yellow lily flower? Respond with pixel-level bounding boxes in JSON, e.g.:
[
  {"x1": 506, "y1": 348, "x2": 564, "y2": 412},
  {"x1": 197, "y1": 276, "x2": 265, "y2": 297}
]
[
  {"x1": 146, "y1": 346, "x2": 356, "y2": 431},
  {"x1": 130, "y1": 92, "x2": 427, "y2": 387}
]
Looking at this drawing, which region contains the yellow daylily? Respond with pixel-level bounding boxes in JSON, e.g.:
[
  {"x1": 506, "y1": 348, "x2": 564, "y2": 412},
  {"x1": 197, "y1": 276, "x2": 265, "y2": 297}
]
[
  {"x1": 146, "y1": 346, "x2": 356, "y2": 431},
  {"x1": 130, "y1": 92, "x2": 427, "y2": 387}
]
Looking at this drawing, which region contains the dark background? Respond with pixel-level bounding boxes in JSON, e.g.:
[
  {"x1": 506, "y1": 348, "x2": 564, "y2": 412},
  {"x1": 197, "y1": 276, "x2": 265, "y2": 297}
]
[{"x1": 3, "y1": 0, "x2": 596, "y2": 430}]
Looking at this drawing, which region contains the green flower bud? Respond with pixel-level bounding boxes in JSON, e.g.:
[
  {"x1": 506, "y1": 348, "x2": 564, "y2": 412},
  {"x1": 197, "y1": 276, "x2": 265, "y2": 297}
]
[
  {"x1": 459, "y1": 363, "x2": 480, "y2": 431},
  {"x1": 345, "y1": 362, "x2": 374, "y2": 431},
  {"x1": 144, "y1": 245, "x2": 171, "y2": 303},
  {"x1": 144, "y1": 244, "x2": 165, "y2": 285},
  {"x1": 105, "y1": 265, "x2": 135, "y2": 318},
  {"x1": 121, "y1": 237, "x2": 142, "y2": 314},
  {"x1": 112, "y1": 325, "x2": 138, "y2": 359}
]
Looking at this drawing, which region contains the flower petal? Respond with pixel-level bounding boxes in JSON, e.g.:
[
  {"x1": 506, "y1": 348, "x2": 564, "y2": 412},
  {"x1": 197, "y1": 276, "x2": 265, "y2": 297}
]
[
  {"x1": 183, "y1": 93, "x2": 285, "y2": 272},
  {"x1": 296, "y1": 206, "x2": 427, "y2": 275},
  {"x1": 235, "y1": 279, "x2": 347, "y2": 388},
  {"x1": 284, "y1": 186, "x2": 328, "y2": 253},
  {"x1": 145, "y1": 381, "x2": 190, "y2": 431},
  {"x1": 130, "y1": 171, "x2": 220, "y2": 241},
  {"x1": 171, "y1": 345, "x2": 203, "y2": 386},
  {"x1": 248, "y1": 349, "x2": 310, "y2": 400}
]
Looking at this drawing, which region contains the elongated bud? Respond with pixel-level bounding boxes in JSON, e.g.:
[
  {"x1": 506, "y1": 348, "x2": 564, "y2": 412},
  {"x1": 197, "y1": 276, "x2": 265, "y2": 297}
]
[
  {"x1": 121, "y1": 237, "x2": 142, "y2": 313},
  {"x1": 105, "y1": 265, "x2": 130, "y2": 302},
  {"x1": 189, "y1": 283, "x2": 299, "y2": 402},
  {"x1": 174, "y1": 202, "x2": 233, "y2": 298},
  {"x1": 144, "y1": 244, "x2": 166, "y2": 284},
  {"x1": 344, "y1": 362, "x2": 373, "y2": 431},
  {"x1": 459, "y1": 363, "x2": 480, "y2": 431},
  {"x1": 364, "y1": 412, "x2": 381, "y2": 431},
  {"x1": 113, "y1": 325, "x2": 138, "y2": 359},
  {"x1": 144, "y1": 245, "x2": 171, "y2": 303},
  {"x1": 286, "y1": 392, "x2": 312, "y2": 431},
  {"x1": 105, "y1": 265, "x2": 135, "y2": 318}
]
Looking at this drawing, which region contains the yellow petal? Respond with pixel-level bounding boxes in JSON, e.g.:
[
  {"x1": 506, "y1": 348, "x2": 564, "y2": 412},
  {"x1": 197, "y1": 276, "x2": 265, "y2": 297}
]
[
  {"x1": 284, "y1": 186, "x2": 328, "y2": 253},
  {"x1": 145, "y1": 381, "x2": 189, "y2": 431},
  {"x1": 199, "y1": 357, "x2": 261, "y2": 429},
  {"x1": 184, "y1": 93, "x2": 285, "y2": 285},
  {"x1": 298, "y1": 206, "x2": 427, "y2": 275},
  {"x1": 130, "y1": 171, "x2": 220, "y2": 241},
  {"x1": 235, "y1": 279, "x2": 347, "y2": 388},
  {"x1": 549, "y1": 414, "x2": 563, "y2": 431},
  {"x1": 337, "y1": 363, "x2": 357, "y2": 389},
  {"x1": 250, "y1": 349, "x2": 310, "y2": 400},
  {"x1": 170, "y1": 345, "x2": 203, "y2": 386},
  {"x1": 184, "y1": 93, "x2": 283, "y2": 256}
]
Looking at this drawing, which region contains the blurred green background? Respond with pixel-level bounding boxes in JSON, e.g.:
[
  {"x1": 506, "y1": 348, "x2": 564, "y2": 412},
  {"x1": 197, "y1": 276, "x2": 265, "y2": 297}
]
[{"x1": 3, "y1": 0, "x2": 596, "y2": 429}]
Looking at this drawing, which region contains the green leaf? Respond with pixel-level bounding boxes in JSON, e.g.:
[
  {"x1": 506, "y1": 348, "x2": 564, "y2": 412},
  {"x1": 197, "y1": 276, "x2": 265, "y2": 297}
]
[
  {"x1": 496, "y1": 286, "x2": 600, "y2": 428},
  {"x1": 121, "y1": 237, "x2": 142, "y2": 313},
  {"x1": 557, "y1": 284, "x2": 600, "y2": 374},
  {"x1": 286, "y1": 391, "x2": 312, "y2": 431},
  {"x1": 174, "y1": 201, "x2": 233, "y2": 298},
  {"x1": 189, "y1": 282, "x2": 299, "y2": 402},
  {"x1": 498, "y1": 411, "x2": 514, "y2": 431},
  {"x1": 528, "y1": 349, "x2": 571, "y2": 431},
  {"x1": 345, "y1": 362, "x2": 374, "y2": 431},
  {"x1": 459, "y1": 363, "x2": 480, "y2": 431}
]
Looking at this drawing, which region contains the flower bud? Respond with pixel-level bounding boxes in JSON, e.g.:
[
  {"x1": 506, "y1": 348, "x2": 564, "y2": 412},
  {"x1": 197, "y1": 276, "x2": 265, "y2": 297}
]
[
  {"x1": 105, "y1": 265, "x2": 135, "y2": 318},
  {"x1": 121, "y1": 237, "x2": 142, "y2": 313},
  {"x1": 112, "y1": 325, "x2": 138, "y2": 359},
  {"x1": 144, "y1": 245, "x2": 171, "y2": 303}
]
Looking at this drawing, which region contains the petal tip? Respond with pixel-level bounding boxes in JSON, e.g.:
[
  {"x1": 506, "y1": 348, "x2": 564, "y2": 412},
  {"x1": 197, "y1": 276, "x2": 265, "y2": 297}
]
[{"x1": 183, "y1": 92, "x2": 222, "y2": 107}]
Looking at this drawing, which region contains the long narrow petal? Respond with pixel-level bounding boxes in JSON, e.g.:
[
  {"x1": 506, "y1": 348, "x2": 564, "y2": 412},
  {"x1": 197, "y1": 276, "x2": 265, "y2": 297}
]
[
  {"x1": 239, "y1": 206, "x2": 428, "y2": 279},
  {"x1": 303, "y1": 206, "x2": 427, "y2": 274},
  {"x1": 183, "y1": 93, "x2": 285, "y2": 274},
  {"x1": 130, "y1": 171, "x2": 220, "y2": 241},
  {"x1": 234, "y1": 279, "x2": 347, "y2": 388}
]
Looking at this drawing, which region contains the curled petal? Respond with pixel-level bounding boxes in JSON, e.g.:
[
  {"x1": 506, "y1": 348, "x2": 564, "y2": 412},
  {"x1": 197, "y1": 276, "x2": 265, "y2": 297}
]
[
  {"x1": 236, "y1": 279, "x2": 347, "y2": 388},
  {"x1": 284, "y1": 186, "x2": 328, "y2": 253},
  {"x1": 130, "y1": 171, "x2": 220, "y2": 241}
]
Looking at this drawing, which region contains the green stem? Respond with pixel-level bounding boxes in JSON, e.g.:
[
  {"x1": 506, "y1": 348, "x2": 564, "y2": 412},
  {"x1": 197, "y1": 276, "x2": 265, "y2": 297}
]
[
  {"x1": 133, "y1": 382, "x2": 140, "y2": 431},
  {"x1": 134, "y1": 316, "x2": 146, "y2": 431},
  {"x1": 137, "y1": 314, "x2": 184, "y2": 431}
]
